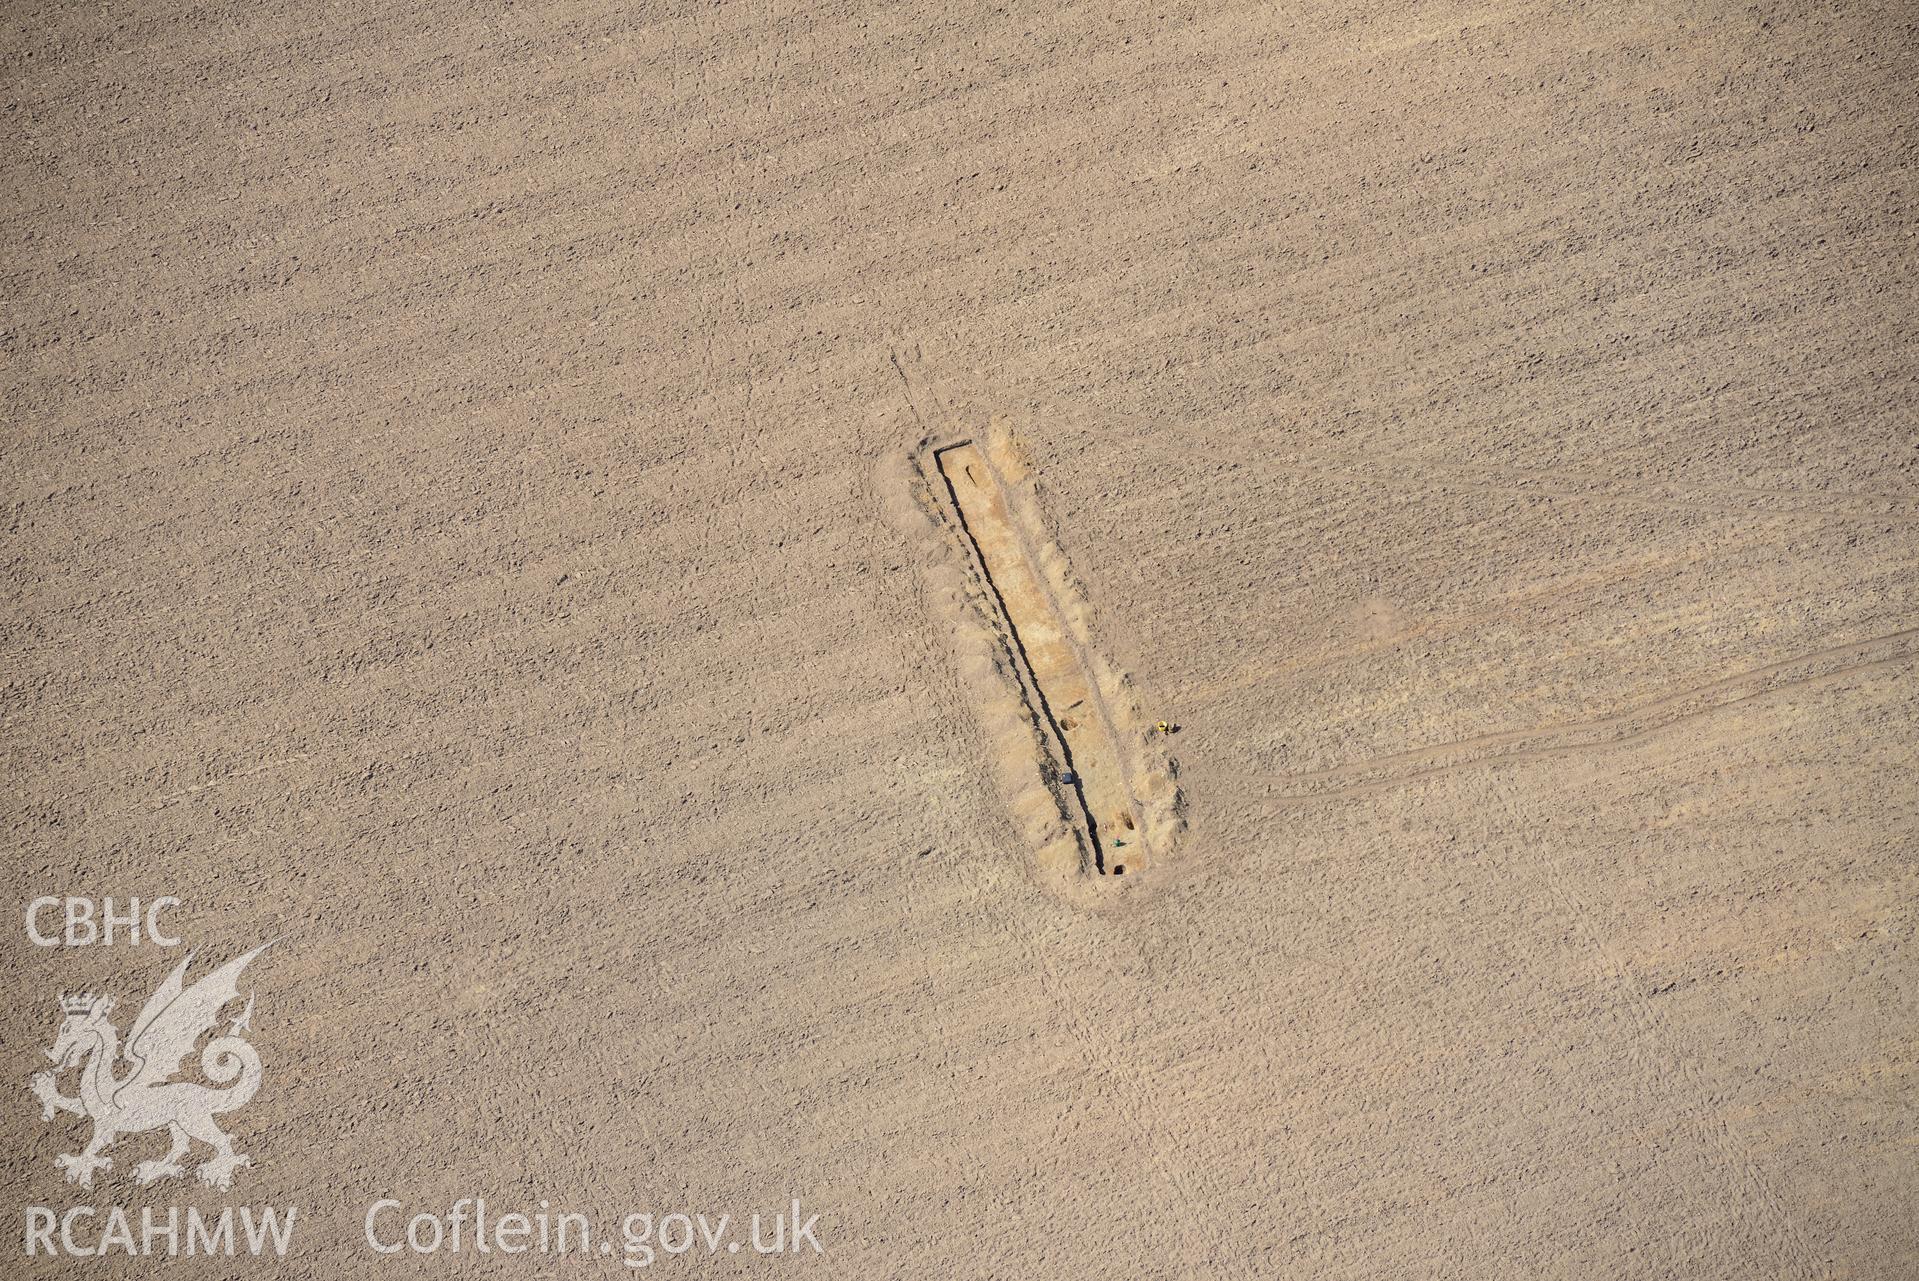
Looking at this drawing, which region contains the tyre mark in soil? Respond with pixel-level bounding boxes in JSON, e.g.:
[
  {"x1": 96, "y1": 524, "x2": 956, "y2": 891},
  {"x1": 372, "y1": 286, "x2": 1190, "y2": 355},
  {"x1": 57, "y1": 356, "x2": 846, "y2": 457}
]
[
  {"x1": 1240, "y1": 628, "x2": 1919, "y2": 803},
  {"x1": 1282, "y1": 450, "x2": 1919, "y2": 523}
]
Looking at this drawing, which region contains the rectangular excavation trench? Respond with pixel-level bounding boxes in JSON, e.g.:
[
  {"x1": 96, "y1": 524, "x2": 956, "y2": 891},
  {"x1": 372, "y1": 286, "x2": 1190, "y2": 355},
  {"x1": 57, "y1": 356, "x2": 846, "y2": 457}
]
[{"x1": 935, "y1": 443, "x2": 1143, "y2": 874}]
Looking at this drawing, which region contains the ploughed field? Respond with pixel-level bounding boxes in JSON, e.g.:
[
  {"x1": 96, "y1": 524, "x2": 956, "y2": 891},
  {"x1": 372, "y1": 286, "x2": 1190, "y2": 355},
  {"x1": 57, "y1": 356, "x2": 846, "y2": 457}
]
[{"x1": 5, "y1": 1, "x2": 1914, "y2": 1277}]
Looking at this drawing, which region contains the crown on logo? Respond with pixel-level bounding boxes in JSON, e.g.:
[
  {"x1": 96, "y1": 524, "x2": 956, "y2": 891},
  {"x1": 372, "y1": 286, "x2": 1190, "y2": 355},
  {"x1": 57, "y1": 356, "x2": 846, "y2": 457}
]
[{"x1": 59, "y1": 992, "x2": 110, "y2": 1015}]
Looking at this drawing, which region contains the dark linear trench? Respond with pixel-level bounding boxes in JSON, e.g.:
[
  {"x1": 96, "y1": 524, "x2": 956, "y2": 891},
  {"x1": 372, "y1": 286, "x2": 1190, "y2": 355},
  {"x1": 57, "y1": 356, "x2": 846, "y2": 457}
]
[{"x1": 934, "y1": 445, "x2": 1112, "y2": 873}]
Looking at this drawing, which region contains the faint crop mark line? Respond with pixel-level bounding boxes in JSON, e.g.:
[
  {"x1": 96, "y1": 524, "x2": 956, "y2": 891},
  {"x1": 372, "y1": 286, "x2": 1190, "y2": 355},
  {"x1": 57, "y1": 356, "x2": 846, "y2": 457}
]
[
  {"x1": 1243, "y1": 629, "x2": 1919, "y2": 803},
  {"x1": 144, "y1": 754, "x2": 310, "y2": 814}
]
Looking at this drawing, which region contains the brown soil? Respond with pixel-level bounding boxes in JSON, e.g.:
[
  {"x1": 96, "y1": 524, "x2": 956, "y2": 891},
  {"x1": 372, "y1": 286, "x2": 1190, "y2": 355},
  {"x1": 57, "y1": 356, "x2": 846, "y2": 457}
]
[{"x1": 4, "y1": 2, "x2": 1914, "y2": 1278}]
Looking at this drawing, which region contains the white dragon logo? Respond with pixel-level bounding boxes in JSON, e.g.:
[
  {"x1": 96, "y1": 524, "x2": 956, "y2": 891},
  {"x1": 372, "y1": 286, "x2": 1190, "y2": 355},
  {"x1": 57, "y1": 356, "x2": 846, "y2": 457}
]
[{"x1": 30, "y1": 944, "x2": 270, "y2": 1191}]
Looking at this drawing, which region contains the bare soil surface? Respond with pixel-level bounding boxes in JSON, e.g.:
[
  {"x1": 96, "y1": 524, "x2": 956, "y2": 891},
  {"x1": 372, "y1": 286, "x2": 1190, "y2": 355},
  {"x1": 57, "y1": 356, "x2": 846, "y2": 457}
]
[{"x1": 5, "y1": 2, "x2": 1915, "y2": 1277}]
